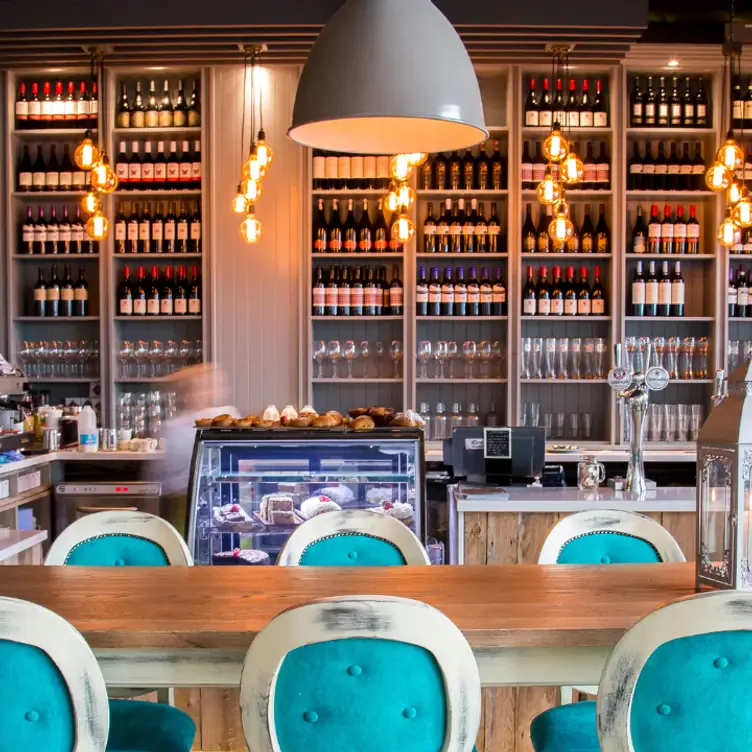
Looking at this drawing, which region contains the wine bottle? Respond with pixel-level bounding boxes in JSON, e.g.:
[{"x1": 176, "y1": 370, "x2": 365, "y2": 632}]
[
  {"x1": 696, "y1": 77, "x2": 708, "y2": 127},
  {"x1": 678, "y1": 142, "x2": 692, "y2": 191},
  {"x1": 416, "y1": 265, "x2": 429, "y2": 316},
  {"x1": 59, "y1": 205, "x2": 71, "y2": 254},
  {"x1": 138, "y1": 202, "x2": 151, "y2": 254},
  {"x1": 553, "y1": 78, "x2": 566, "y2": 125},
  {"x1": 564, "y1": 265, "x2": 577, "y2": 315},
  {"x1": 462, "y1": 149, "x2": 476, "y2": 191},
  {"x1": 580, "y1": 204, "x2": 595, "y2": 253},
  {"x1": 179, "y1": 140, "x2": 192, "y2": 186},
  {"x1": 566, "y1": 206, "x2": 580, "y2": 253},
  {"x1": 40, "y1": 81, "x2": 53, "y2": 125},
  {"x1": 117, "y1": 81, "x2": 131, "y2": 128},
  {"x1": 595, "y1": 204, "x2": 610, "y2": 253},
  {"x1": 423, "y1": 203, "x2": 437, "y2": 254},
  {"x1": 428, "y1": 267, "x2": 441, "y2": 316},
  {"x1": 464, "y1": 199, "x2": 478, "y2": 254},
  {"x1": 142, "y1": 141, "x2": 155, "y2": 190},
  {"x1": 167, "y1": 141, "x2": 180, "y2": 187},
  {"x1": 648, "y1": 204, "x2": 661, "y2": 253},
  {"x1": 154, "y1": 141, "x2": 167, "y2": 190},
  {"x1": 642, "y1": 142, "x2": 655, "y2": 191},
  {"x1": 656, "y1": 260, "x2": 671, "y2": 316},
  {"x1": 729, "y1": 267, "x2": 738, "y2": 319},
  {"x1": 133, "y1": 266, "x2": 147, "y2": 315},
  {"x1": 692, "y1": 144, "x2": 705, "y2": 191},
  {"x1": 173, "y1": 80, "x2": 188, "y2": 127},
  {"x1": 45, "y1": 144, "x2": 60, "y2": 191},
  {"x1": 591, "y1": 266, "x2": 606, "y2": 315},
  {"x1": 683, "y1": 77, "x2": 696, "y2": 127},
  {"x1": 577, "y1": 266, "x2": 591, "y2": 315},
  {"x1": 152, "y1": 202, "x2": 165, "y2": 254},
  {"x1": 448, "y1": 151, "x2": 461, "y2": 191},
  {"x1": 74, "y1": 267, "x2": 89, "y2": 316},
  {"x1": 47, "y1": 263, "x2": 60, "y2": 316},
  {"x1": 537, "y1": 205, "x2": 551, "y2": 253},
  {"x1": 536, "y1": 265, "x2": 551, "y2": 315},
  {"x1": 15, "y1": 82, "x2": 29, "y2": 128},
  {"x1": 434, "y1": 152, "x2": 448, "y2": 190},
  {"x1": 188, "y1": 80, "x2": 201, "y2": 127},
  {"x1": 312, "y1": 267, "x2": 325, "y2": 315},
  {"x1": 539, "y1": 78, "x2": 552, "y2": 127},
  {"x1": 146, "y1": 265, "x2": 161, "y2": 315},
  {"x1": 21, "y1": 207, "x2": 34, "y2": 254},
  {"x1": 373, "y1": 199, "x2": 388, "y2": 253},
  {"x1": 567, "y1": 79, "x2": 580, "y2": 128},
  {"x1": 176, "y1": 201, "x2": 189, "y2": 253},
  {"x1": 657, "y1": 76, "x2": 669, "y2": 127},
  {"x1": 593, "y1": 80, "x2": 608, "y2": 127},
  {"x1": 686, "y1": 204, "x2": 700, "y2": 253},
  {"x1": 632, "y1": 205, "x2": 647, "y2": 254},
  {"x1": 131, "y1": 81, "x2": 146, "y2": 128},
  {"x1": 670, "y1": 261, "x2": 685, "y2": 316},
  {"x1": 52, "y1": 81, "x2": 65, "y2": 122},
  {"x1": 72, "y1": 206, "x2": 85, "y2": 254},
  {"x1": 34, "y1": 267, "x2": 47, "y2": 316},
  {"x1": 669, "y1": 76, "x2": 682, "y2": 127},
  {"x1": 738, "y1": 266, "x2": 749, "y2": 318},
  {"x1": 88, "y1": 80, "x2": 98, "y2": 130},
  {"x1": 328, "y1": 199, "x2": 343, "y2": 253},
  {"x1": 451, "y1": 200, "x2": 464, "y2": 253},
  {"x1": 522, "y1": 265, "x2": 537, "y2": 315},
  {"x1": 579, "y1": 80, "x2": 593, "y2": 127},
  {"x1": 313, "y1": 198, "x2": 327, "y2": 253},
  {"x1": 674, "y1": 205, "x2": 687, "y2": 254},
  {"x1": 129, "y1": 141, "x2": 142, "y2": 190},
  {"x1": 480, "y1": 266, "x2": 493, "y2": 316},
  {"x1": 33, "y1": 207, "x2": 46, "y2": 255},
  {"x1": 160, "y1": 266, "x2": 175, "y2": 315},
  {"x1": 596, "y1": 142, "x2": 610, "y2": 189},
  {"x1": 437, "y1": 199, "x2": 451, "y2": 254},
  {"x1": 632, "y1": 261, "x2": 646, "y2": 316},
  {"x1": 487, "y1": 203, "x2": 502, "y2": 253},
  {"x1": 550, "y1": 265, "x2": 564, "y2": 316},
  {"x1": 492, "y1": 267, "x2": 507, "y2": 316},
  {"x1": 644, "y1": 76, "x2": 657, "y2": 127},
  {"x1": 46, "y1": 206, "x2": 59, "y2": 255},
  {"x1": 351, "y1": 266, "x2": 364, "y2": 316},
  {"x1": 628, "y1": 142, "x2": 643, "y2": 191},
  {"x1": 631, "y1": 76, "x2": 644, "y2": 127},
  {"x1": 159, "y1": 80, "x2": 173, "y2": 128},
  {"x1": 127, "y1": 203, "x2": 139, "y2": 254},
  {"x1": 338, "y1": 267, "x2": 351, "y2": 316},
  {"x1": 524, "y1": 78, "x2": 539, "y2": 126},
  {"x1": 477, "y1": 143, "x2": 491, "y2": 190},
  {"x1": 441, "y1": 267, "x2": 454, "y2": 316},
  {"x1": 453, "y1": 267, "x2": 467, "y2": 316},
  {"x1": 174, "y1": 265, "x2": 188, "y2": 315},
  {"x1": 188, "y1": 265, "x2": 201, "y2": 315},
  {"x1": 521, "y1": 141, "x2": 533, "y2": 190},
  {"x1": 661, "y1": 204, "x2": 674, "y2": 255},
  {"x1": 364, "y1": 266, "x2": 377, "y2": 316},
  {"x1": 645, "y1": 260, "x2": 658, "y2": 316},
  {"x1": 343, "y1": 199, "x2": 358, "y2": 253}
]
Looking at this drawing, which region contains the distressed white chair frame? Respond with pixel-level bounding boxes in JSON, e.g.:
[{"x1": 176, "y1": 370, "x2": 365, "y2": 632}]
[
  {"x1": 45, "y1": 510, "x2": 194, "y2": 566},
  {"x1": 240, "y1": 595, "x2": 481, "y2": 752},
  {"x1": 538, "y1": 509, "x2": 686, "y2": 703},
  {"x1": 597, "y1": 590, "x2": 752, "y2": 751},
  {"x1": 0, "y1": 595, "x2": 110, "y2": 750},
  {"x1": 277, "y1": 509, "x2": 431, "y2": 566}
]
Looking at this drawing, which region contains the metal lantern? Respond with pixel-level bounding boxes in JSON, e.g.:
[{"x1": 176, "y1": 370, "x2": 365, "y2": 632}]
[{"x1": 697, "y1": 359, "x2": 752, "y2": 590}]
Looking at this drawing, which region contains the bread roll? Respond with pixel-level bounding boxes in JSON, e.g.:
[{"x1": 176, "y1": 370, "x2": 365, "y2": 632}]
[
  {"x1": 312, "y1": 415, "x2": 337, "y2": 428},
  {"x1": 351, "y1": 416, "x2": 376, "y2": 431},
  {"x1": 326, "y1": 410, "x2": 344, "y2": 426},
  {"x1": 290, "y1": 417, "x2": 312, "y2": 428},
  {"x1": 195, "y1": 418, "x2": 214, "y2": 427}
]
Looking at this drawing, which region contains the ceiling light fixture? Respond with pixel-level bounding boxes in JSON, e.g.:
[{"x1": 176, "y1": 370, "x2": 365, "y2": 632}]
[{"x1": 289, "y1": 0, "x2": 487, "y2": 154}]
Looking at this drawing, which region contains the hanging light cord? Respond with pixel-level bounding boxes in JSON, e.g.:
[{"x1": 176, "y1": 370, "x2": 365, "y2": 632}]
[
  {"x1": 239, "y1": 48, "x2": 249, "y2": 173},
  {"x1": 249, "y1": 51, "x2": 257, "y2": 156}
]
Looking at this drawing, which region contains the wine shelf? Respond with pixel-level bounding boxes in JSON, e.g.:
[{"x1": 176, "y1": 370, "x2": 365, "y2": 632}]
[
  {"x1": 28, "y1": 377, "x2": 100, "y2": 384},
  {"x1": 520, "y1": 379, "x2": 609, "y2": 384},
  {"x1": 416, "y1": 316, "x2": 508, "y2": 322},
  {"x1": 312, "y1": 316, "x2": 403, "y2": 321},
  {"x1": 520, "y1": 315, "x2": 611, "y2": 321},
  {"x1": 113, "y1": 315, "x2": 202, "y2": 321},
  {"x1": 624, "y1": 316, "x2": 714, "y2": 322},
  {"x1": 626, "y1": 127, "x2": 714, "y2": 135},
  {"x1": 416, "y1": 253, "x2": 508, "y2": 258},
  {"x1": 522, "y1": 126, "x2": 613, "y2": 134},
  {"x1": 626, "y1": 191, "x2": 714, "y2": 199},
  {"x1": 14, "y1": 316, "x2": 99, "y2": 322},
  {"x1": 114, "y1": 189, "x2": 201, "y2": 197},
  {"x1": 312, "y1": 189, "x2": 386, "y2": 197},
  {"x1": 625, "y1": 253, "x2": 715, "y2": 261},
  {"x1": 112, "y1": 126, "x2": 201, "y2": 136},
  {"x1": 521, "y1": 190, "x2": 613, "y2": 198},
  {"x1": 13, "y1": 255, "x2": 100, "y2": 260},
  {"x1": 11, "y1": 128, "x2": 97, "y2": 138},
  {"x1": 416, "y1": 379, "x2": 508, "y2": 384},
  {"x1": 112, "y1": 253, "x2": 203, "y2": 259},
  {"x1": 416, "y1": 190, "x2": 508, "y2": 198},
  {"x1": 521, "y1": 253, "x2": 612, "y2": 259},
  {"x1": 312, "y1": 253, "x2": 404, "y2": 259},
  {"x1": 312, "y1": 379, "x2": 403, "y2": 384},
  {"x1": 12, "y1": 191, "x2": 86, "y2": 198}
]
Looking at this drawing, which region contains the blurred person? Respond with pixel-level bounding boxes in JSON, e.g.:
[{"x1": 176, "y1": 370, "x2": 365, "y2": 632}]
[{"x1": 150, "y1": 364, "x2": 239, "y2": 534}]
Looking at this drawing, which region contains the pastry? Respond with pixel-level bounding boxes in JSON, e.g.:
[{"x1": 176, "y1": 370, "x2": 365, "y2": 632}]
[
  {"x1": 299, "y1": 406, "x2": 318, "y2": 419},
  {"x1": 195, "y1": 418, "x2": 214, "y2": 427},
  {"x1": 235, "y1": 418, "x2": 254, "y2": 428},
  {"x1": 368, "y1": 501, "x2": 415, "y2": 527},
  {"x1": 390, "y1": 414, "x2": 417, "y2": 427},
  {"x1": 256, "y1": 420, "x2": 274, "y2": 428},
  {"x1": 312, "y1": 415, "x2": 336, "y2": 428},
  {"x1": 212, "y1": 414, "x2": 234, "y2": 427},
  {"x1": 260, "y1": 493, "x2": 296, "y2": 525},
  {"x1": 366, "y1": 487, "x2": 393, "y2": 506},
  {"x1": 348, "y1": 407, "x2": 370, "y2": 419},
  {"x1": 213, "y1": 548, "x2": 270, "y2": 566},
  {"x1": 368, "y1": 407, "x2": 396, "y2": 426},
  {"x1": 290, "y1": 417, "x2": 312, "y2": 428},
  {"x1": 326, "y1": 410, "x2": 344, "y2": 426},
  {"x1": 213, "y1": 503, "x2": 253, "y2": 525},
  {"x1": 351, "y1": 415, "x2": 375, "y2": 431},
  {"x1": 319, "y1": 485, "x2": 355, "y2": 505},
  {"x1": 300, "y1": 495, "x2": 342, "y2": 520}
]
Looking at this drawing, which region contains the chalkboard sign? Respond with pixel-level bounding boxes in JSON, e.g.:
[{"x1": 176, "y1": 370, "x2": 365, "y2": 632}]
[{"x1": 484, "y1": 427, "x2": 511, "y2": 459}]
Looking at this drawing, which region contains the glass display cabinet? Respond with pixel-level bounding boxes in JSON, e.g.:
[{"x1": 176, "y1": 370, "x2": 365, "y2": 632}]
[{"x1": 186, "y1": 427, "x2": 426, "y2": 565}]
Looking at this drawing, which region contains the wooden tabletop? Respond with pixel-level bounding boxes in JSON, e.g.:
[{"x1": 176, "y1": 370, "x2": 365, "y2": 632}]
[{"x1": 0, "y1": 564, "x2": 697, "y2": 650}]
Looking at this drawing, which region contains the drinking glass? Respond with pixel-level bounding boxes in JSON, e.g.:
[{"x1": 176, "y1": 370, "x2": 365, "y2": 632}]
[
  {"x1": 134, "y1": 340, "x2": 149, "y2": 378},
  {"x1": 543, "y1": 413, "x2": 554, "y2": 439},
  {"x1": 463, "y1": 341, "x2": 477, "y2": 379},
  {"x1": 544, "y1": 337, "x2": 556, "y2": 380},
  {"x1": 593, "y1": 338, "x2": 608, "y2": 378},
  {"x1": 118, "y1": 393, "x2": 134, "y2": 432},
  {"x1": 568, "y1": 338, "x2": 582, "y2": 380},
  {"x1": 90, "y1": 341, "x2": 100, "y2": 378},
  {"x1": 728, "y1": 341, "x2": 741, "y2": 373},
  {"x1": 583, "y1": 338, "x2": 596, "y2": 379},
  {"x1": 521, "y1": 337, "x2": 533, "y2": 379},
  {"x1": 681, "y1": 337, "x2": 696, "y2": 380},
  {"x1": 690, "y1": 404, "x2": 705, "y2": 440},
  {"x1": 695, "y1": 337, "x2": 709, "y2": 380},
  {"x1": 446, "y1": 340, "x2": 460, "y2": 379},
  {"x1": 18, "y1": 342, "x2": 33, "y2": 378},
  {"x1": 491, "y1": 341, "x2": 504, "y2": 378},
  {"x1": 375, "y1": 341, "x2": 387, "y2": 377},
  {"x1": 164, "y1": 340, "x2": 178, "y2": 374},
  {"x1": 664, "y1": 404, "x2": 678, "y2": 442},
  {"x1": 118, "y1": 341, "x2": 134, "y2": 378},
  {"x1": 580, "y1": 413, "x2": 593, "y2": 440},
  {"x1": 531, "y1": 337, "x2": 544, "y2": 380},
  {"x1": 676, "y1": 404, "x2": 690, "y2": 442},
  {"x1": 327, "y1": 340, "x2": 342, "y2": 379},
  {"x1": 390, "y1": 340, "x2": 403, "y2": 379},
  {"x1": 417, "y1": 341, "x2": 432, "y2": 380},
  {"x1": 344, "y1": 340, "x2": 358, "y2": 379},
  {"x1": 639, "y1": 337, "x2": 652, "y2": 371},
  {"x1": 312, "y1": 340, "x2": 327, "y2": 379},
  {"x1": 553, "y1": 412, "x2": 565, "y2": 439},
  {"x1": 478, "y1": 340, "x2": 492, "y2": 379},
  {"x1": 435, "y1": 340, "x2": 449, "y2": 380},
  {"x1": 566, "y1": 413, "x2": 579, "y2": 440},
  {"x1": 179, "y1": 340, "x2": 193, "y2": 370},
  {"x1": 556, "y1": 338, "x2": 569, "y2": 379},
  {"x1": 359, "y1": 341, "x2": 371, "y2": 378},
  {"x1": 646, "y1": 403, "x2": 662, "y2": 442},
  {"x1": 653, "y1": 337, "x2": 666, "y2": 371},
  {"x1": 625, "y1": 336, "x2": 639, "y2": 375},
  {"x1": 666, "y1": 337, "x2": 680, "y2": 379},
  {"x1": 149, "y1": 340, "x2": 164, "y2": 378},
  {"x1": 523, "y1": 402, "x2": 540, "y2": 428}
]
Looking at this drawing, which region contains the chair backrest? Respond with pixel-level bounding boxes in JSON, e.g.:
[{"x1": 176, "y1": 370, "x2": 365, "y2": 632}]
[
  {"x1": 537, "y1": 509, "x2": 686, "y2": 565},
  {"x1": 45, "y1": 510, "x2": 193, "y2": 566},
  {"x1": 277, "y1": 509, "x2": 430, "y2": 566},
  {"x1": 597, "y1": 591, "x2": 752, "y2": 751},
  {"x1": 240, "y1": 595, "x2": 481, "y2": 752},
  {"x1": 0, "y1": 595, "x2": 109, "y2": 751}
]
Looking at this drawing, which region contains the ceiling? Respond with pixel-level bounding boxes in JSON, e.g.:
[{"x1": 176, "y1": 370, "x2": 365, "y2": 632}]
[{"x1": 0, "y1": 0, "x2": 743, "y2": 69}]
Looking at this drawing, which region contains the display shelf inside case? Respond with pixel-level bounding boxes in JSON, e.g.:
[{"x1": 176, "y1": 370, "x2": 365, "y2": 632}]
[{"x1": 187, "y1": 428, "x2": 426, "y2": 565}]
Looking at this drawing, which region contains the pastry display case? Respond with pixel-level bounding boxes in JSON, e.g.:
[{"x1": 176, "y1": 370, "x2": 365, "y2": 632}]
[{"x1": 186, "y1": 427, "x2": 426, "y2": 565}]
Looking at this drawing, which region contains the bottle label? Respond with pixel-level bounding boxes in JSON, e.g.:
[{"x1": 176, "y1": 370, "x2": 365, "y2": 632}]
[
  {"x1": 428, "y1": 285, "x2": 441, "y2": 304},
  {"x1": 463, "y1": 224, "x2": 475, "y2": 237},
  {"x1": 344, "y1": 238, "x2": 357, "y2": 252},
  {"x1": 337, "y1": 157, "x2": 351, "y2": 179},
  {"x1": 115, "y1": 223, "x2": 127, "y2": 241},
  {"x1": 46, "y1": 288, "x2": 60, "y2": 301},
  {"x1": 373, "y1": 238, "x2": 387, "y2": 252},
  {"x1": 633, "y1": 235, "x2": 646, "y2": 254},
  {"x1": 525, "y1": 110, "x2": 539, "y2": 126},
  {"x1": 492, "y1": 285, "x2": 506, "y2": 303},
  {"x1": 59, "y1": 226, "x2": 71, "y2": 242},
  {"x1": 152, "y1": 223, "x2": 163, "y2": 241},
  {"x1": 488, "y1": 225, "x2": 501, "y2": 236},
  {"x1": 646, "y1": 280, "x2": 658, "y2": 304},
  {"x1": 313, "y1": 288, "x2": 325, "y2": 307},
  {"x1": 740, "y1": 289, "x2": 749, "y2": 307},
  {"x1": 668, "y1": 164, "x2": 680, "y2": 175},
  {"x1": 662, "y1": 224, "x2": 674, "y2": 239},
  {"x1": 173, "y1": 111, "x2": 187, "y2": 128},
  {"x1": 351, "y1": 157, "x2": 364, "y2": 179},
  {"x1": 648, "y1": 224, "x2": 661, "y2": 240},
  {"x1": 160, "y1": 299, "x2": 174, "y2": 315},
  {"x1": 596, "y1": 165, "x2": 610, "y2": 184},
  {"x1": 72, "y1": 227, "x2": 84, "y2": 242},
  {"x1": 139, "y1": 224, "x2": 150, "y2": 241},
  {"x1": 568, "y1": 111, "x2": 580, "y2": 128},
  {"x1": 47, "y1": 227, "x2": 59, "y2": 243},
  {"x1": 175, "y1": 299, "x2": 188, "y2": 314},
  {"x1": 580, "y1": 111, "x2": 594, "y2": 127},
  {"x1": 467, "y1": 285, "x2": 480, "y2": 304},
  {"x1": 120, "y1": 298, "x2": 133, "y2": 315},
  {"x1": 454, "y1": 289, "x2": 467, "y2": 304},
  {"x1": 22, "y1": 226, "x2": 33, "y2": 243},
  {"x1": 390, "y1": 287, "x2": 404, "y2": 307},
  {"x1": 583, "y1": 165, "x2": 596, "y2": 183},
  {"x1": 523, "y1": 299, "x2": 536, "y2": 315},
  {"x1": 632, "y1": 282, "x2": 645, "y2": 304},
  {"x1": 155, "y1": 164, "x2": 167, "y2": 181},
  {"x1": 73, "y1": 171, "x2": 86, "y2": 187},
  {"x1": 164, "y1": 223, "x2": 176, "y2": 240},
  {"x1": 351, "y1": 288, "x2": 364, "y2": 307},
  {"x1": 57, "y1": 171, "x2": 72, "y2": 189},
  {"x1": 424, "y1": 224, "x2": 436, "y2": 236},
  {"x1": 532, "y1": 163, "x2": 546, "y2": 183},
  {"x1": 642, "y1": 163, "x2": 655, "y2": 175},
  {"x1": 15, "y1": 101, "x2": 29, "y2": 118},
  {"x1": 34, "y1": 289, "x2": 46, "y2": 301},
  {"x1": 687, "y1": 224, "x2": 700, "y2": 238},
  {"x1": 594, "y1": 111, "x2": 608, "y2": 128},
  {"x1": 745, "y1": 102, "x2": 752, "y2": 121},
  {"x1": 19, "y1": 172, "x2": 32, "y2": 187},
  {"x1": 539, "y1": 111, "x2": 552, "y2": 127},
  {"x1": 658, "y1": 282, "x2": 671, "y2": 305},
  {"x1": 147, "y1": 299, "x2": 160, "y2": 315},
  {"x1": 674, "y1": 224, "x2": 687, "y2": 239},
  {"x1": 591, "y1": 299, "x2": 605, "y2": 315},
  {"x1": 537, "y1": 234, "x2": 549, "y2": 252},
  {"x1": 551, "y1": 298, "x2": 564, "y2": 315},
  {"x1": 577, "y1": 299, "x2": 591, "y2": 315},
  {"x1": 158, "y1": 111, "x2": 173, "y2": 128},
  {"x1": 190, "y1": 222, "x2": 201, "y2": 240},
  {"x1": 671, "y1": 104, "x2": 682, "y2": 121},
  {"x1": 142, "y1": 164, "x2": 155, "y2": 182},
  {"x1": 475, "y1": 224, "x2": 488, "y2": 236},
  {"x1": 729, "y1": 290, "x2": 738, "y2": 305},
  {"x1": 133, "y1": 299, "x2": 146, "y2": 315},
  {"x1": 179, "y1": 163, "x2": 191, "y2": 181},
  {"x1": 189, "y1": 298, "x2": 201, "y2": 315},
  {"x1": 581, "y1": 236, "x2": 593, "y2": 253},
  {"x1": 46, "y1": 172, "x2": 59, "y2": 188},
  {"x1": 34, "y1": 227, "x2": 46, "y2": 243},
  {"x1": 28, "y1": 101, "x2": 41, "y2": 118},
  {"x1": 564, "y1": 299, "x2": 577, "y2": 315},
  {"x1": 177, "y1": 223, "x2": 189, "y2": 241},
  {"x1": 192, "y1": 162, "x2": 201, "y2": 180},
  {"x1": 365, "y1": 288, "x2": 378, "y2": 307},
  {"x1": 61, "y1": 288, "x2": 74, "y2": 301},
  {"x1": 692, "y1": 164, "x2": 705, "y2": 176},
  {"x1": 129, "y1": 164, "x2": 142, "y2": 181},
  {"x1": 537, "y1": 298, "x2": 551, "y2": 315},
  {"x1": 167, "y1": 164, "x2": 179, "y2": 181},
  {"x1": 521, "y1": 164, "x2": 533, "y2": 182},
  {"x1": 597, "y1": 235, "x2": 608, "y2": 253},
  {"x1": 654, "y1": 164, "x2": 668, "y2": 175},
  {"x1": 337, "y1": 286, "x2": 350, "y2": 307},
  {"x1": 630, "y1": 163, "x2": 643, "y2": 174},
  {"x1": 127, "y1": 224, "x2": 139, "y2": 241},
  {"x1": 697, "y1": 104, "x2": 707, "y2": 119},
  {"x1": 734, "y1": 102, "x2": 743, "y2": 119},
  {"x1": 680, "y1": 163, "x2": 693, "y2": 175},
  {"x1": 441, "y1": 286, "x2": 453, "y2": 303},
  {"x1": 671, "y1": 282, "x2": 685, "y2": 305},
  {"x1": 450, "y1": 225, "x2": 462, "y2": 237}
]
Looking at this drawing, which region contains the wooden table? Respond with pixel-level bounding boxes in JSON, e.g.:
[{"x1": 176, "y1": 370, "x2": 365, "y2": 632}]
[{"x1": 0, "y1": 563, "x2": 696, "y2": 690}]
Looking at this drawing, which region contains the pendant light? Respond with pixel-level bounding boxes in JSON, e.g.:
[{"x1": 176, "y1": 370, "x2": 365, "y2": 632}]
[{"x1": 289, "y1": 0, "x2": 487, "y2": 154}]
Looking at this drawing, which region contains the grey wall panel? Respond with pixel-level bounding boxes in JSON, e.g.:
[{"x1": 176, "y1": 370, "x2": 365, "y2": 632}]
[{"x1": 210, "y1": 65, "x2": 303, "y2": 415}]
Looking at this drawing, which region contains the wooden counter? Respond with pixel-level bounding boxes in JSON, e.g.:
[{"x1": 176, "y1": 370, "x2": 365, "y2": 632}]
[{"x1": 1, "y1": 564, "x2": 695, "y2": 751}]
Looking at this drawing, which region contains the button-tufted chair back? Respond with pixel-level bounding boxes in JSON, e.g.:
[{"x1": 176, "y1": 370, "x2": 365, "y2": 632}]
[
  {"x1": 45, "y1": 510, "x2": 193, "y2": 566},
  {"x1": 597, "y1": 590, "x2": 752, "y2": 751},
  {"x1": 277, "y1": 509, "x2": 431, "y2": 566},
  {"x1": 0, "y1": 596, "x2": 110, "y2": 751},
  {"x1": 538, "y1": 509, "x2": 686, "y2": 565},
  {"x1": 239, "y1": 595, "x2": 481, "y2": 752}
]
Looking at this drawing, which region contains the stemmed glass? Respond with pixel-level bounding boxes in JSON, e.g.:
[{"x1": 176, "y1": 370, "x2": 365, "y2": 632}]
[
  {"x1": 359, "y1": 341, "x2": 370, "y2": 378},
  {"x1": 118, "y1": 341, "x2": 135, "y2": 378},
  {"x1": 375, "y1": 341, "x2": 387, "y2": 378},
  {"x1": 491, "y1": 341, "x2": 503, "y2": 378},
  {"x1": 344, "y1": 340, "x2": 358, "y2": 379},
  {"x1": 447, "y1": 341, "x2": 458, "y2": 379},
  {"x1": 134, "y1": 340, "x2": 149, "y2": 379},
  {"x1": 463, "y1": 341, "x2": 477, "y2": 379},
  {"x1": 179, "y1": 340, "x2": 193, "y2": 370},
  {"x1": 435, "y1": 340, "x2": 449, "y2": 379},
  {"x1": 149, "y1": 341, "x2": 165, "y2": 378},
  {"x1": 313, "y1": 340, "x2": 327, "y2": 379},
  {"x1": 417, "y1": 341, "x2": 432, "y2": 380},
  {"x1": 478, "y1": 340, "x2": 492, "y2": 379},
  {"x1": 18, "y1": 342, "x2": 33, "y2": 378},
  {"x1": 327, "y1": 340, "x2": 342, "y2": 379},
  {"x1": 165, "y1": 340, "x2": 179, "y2": 374},
  {"x1": 193, "y1": 340, "x2": 203, "y2": 365},
  {"x1": 390, "y1": 340, "x2": 403, "y2": 379}
]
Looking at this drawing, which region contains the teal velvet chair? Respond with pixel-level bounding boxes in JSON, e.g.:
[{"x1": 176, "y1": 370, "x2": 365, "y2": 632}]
[
  {"x1": 277, "y1": 509, "x2": 431, "y2": 566},
  {"x1": 531, "y1": 509, "x2": 686, "y2": 751},
  {"x1": 239, "y1": 595, "x2": 481, "y2": 752},
  {"x1": 0, "y1": 595, "x2": 195, "y2": 752}
]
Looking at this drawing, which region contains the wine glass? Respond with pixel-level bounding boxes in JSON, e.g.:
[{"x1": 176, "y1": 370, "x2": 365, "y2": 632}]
[
  {"x1": 359, "y1": 341, "x2": 371, "y2": 378},
  {"x1": 193, "y1": 340, "x2": 203, "y2": 365},
  {"x1": 390, "y1": 340, "x2": 403, "y2": 379},
  {"x1": 313, "y1": 340, "x2": 327, "y2": 379},
  {"x1": 375, "y1": 341, "x2": 387, "y2": 378},
  {"x1": 478, "y1": 340, "x2": 492, "y2": 379},
  {"x1": 434, "y1": 340, "x2": 449, "y2": 380},
  {"x1": 165, "y1": 340, "x2": 179, "y2": 374},
  {"x1": 179, "y1": 340, "x2": 192, "y2": 370},
  {"x1": 134, "y1": 340, "x2": 149, "y2": 379},
  {"x1": 447, "y1": 341, "x2": 458, "y2": 379},
  {"x1": 463, "y1": 341, "x2": 477, "y2": 379},
  {"x1": 149, "y1": 341, "x2": 165, "y2": 378},
  {"x1": 327, "y1": 340, "x2": 342, "y2": 379},
  {"x1": 118, "y1": 341, "x2": 134, "y2": 379},
  {"x1": 343, "y1": 340, "x2": 358, "y2": 379},
  {"x1": 18, "y1": 341, "x2": 32, "y2": 378},
  {"x1": 417, "y1": 341, "x2": 432, "y2": 380},
  {"x1": 490, "y1": 340, "x2": 504, "y2": 378}
]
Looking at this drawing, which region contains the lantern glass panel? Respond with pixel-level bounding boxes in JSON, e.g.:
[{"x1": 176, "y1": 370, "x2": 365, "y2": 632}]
[
  {"x1": 743, "y1": 458, "x2": 752, "y2": 588},
  {"x1": 700, "y1": 455, "x2": 734, "y2": 587}
]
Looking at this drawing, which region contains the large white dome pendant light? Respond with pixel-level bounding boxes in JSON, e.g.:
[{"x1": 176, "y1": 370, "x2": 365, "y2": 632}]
[{"x1": 289, "y1": 0, "x2": 488, "y2": 155}]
